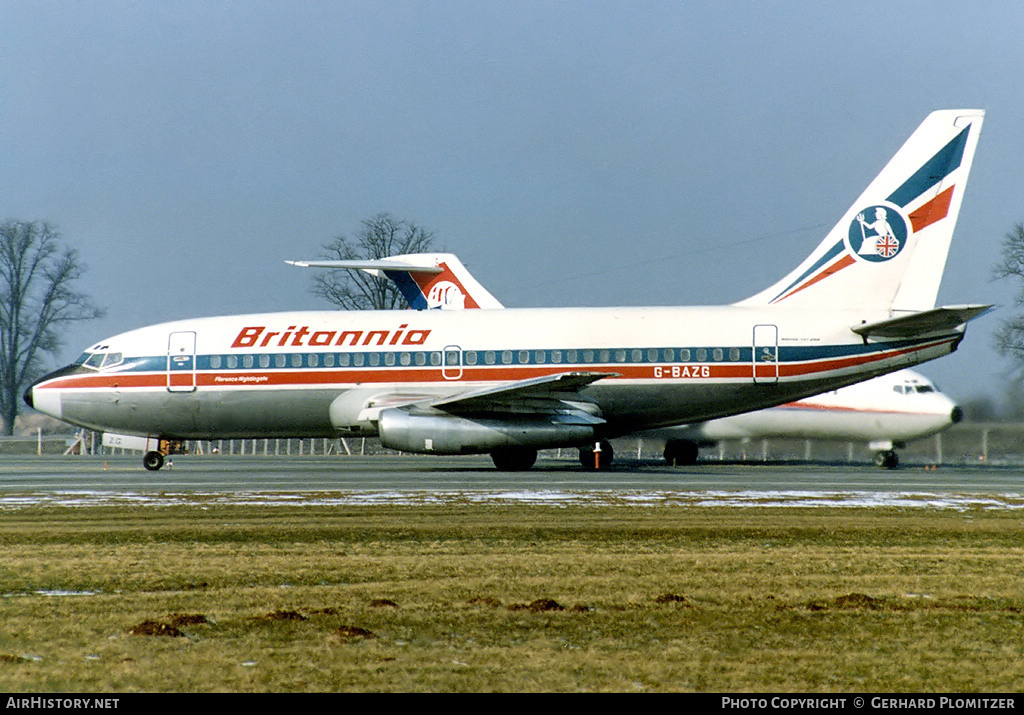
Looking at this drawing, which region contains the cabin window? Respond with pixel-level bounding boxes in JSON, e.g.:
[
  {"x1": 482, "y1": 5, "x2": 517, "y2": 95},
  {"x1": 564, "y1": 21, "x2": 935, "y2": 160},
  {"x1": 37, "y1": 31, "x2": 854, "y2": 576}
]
[
  {"x1": 729, "y1": 348, "x2": 741, "y2": 361},
  {"x1": 696, "y1": 349, "x2": 708, "y2": 362},
  {"x1": 679, "y1": 349, "x2": 691, "y2": 362},
  {"x1": 244, "y1": 355, "x2": 255, "y2": 369},
  {"x1": 465, "y1": 351, "x2": 478, "y2": 366},
  {"x1": 227, "y1": 355, "x2": 238, "y2": 369},
  {"x1": 257, "y1": 355, "x2": 268, "y2": 368},
  {"x1": 210, "y1": 355, "x2": 222, "y2": 369},
  {"x1": 308, "y1": 354, "x2": 318, "y2": 368},
  {"x1": 519, "y1": 350, "x2": 530, "y2": 364},
  {"x1": 323, "y1": 354, "x2": 335, "y2": 367},
  {"x1": 502, "y1": 350, "x2": 513, "y2": 365},
  {"x1": 551, "y1": 350, "x2": 562, "y2": 364},
  {"x1": 400, "y1": 352, "x2": 412, "y2": 366},
  {"x1": 713, "y1": 348, "x2": 724, "y2": 362}
]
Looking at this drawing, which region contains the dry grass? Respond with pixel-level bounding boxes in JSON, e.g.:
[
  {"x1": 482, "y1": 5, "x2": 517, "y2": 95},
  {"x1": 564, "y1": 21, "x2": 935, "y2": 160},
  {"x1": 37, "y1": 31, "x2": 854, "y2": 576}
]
[{"x1": 0, "y1": 504, "x2": 1022, "y2": 692}]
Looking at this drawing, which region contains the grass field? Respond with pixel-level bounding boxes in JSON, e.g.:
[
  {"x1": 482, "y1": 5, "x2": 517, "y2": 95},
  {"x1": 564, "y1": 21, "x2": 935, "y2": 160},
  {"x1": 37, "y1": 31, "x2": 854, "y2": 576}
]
[{"x1": 0, "y1": 502, "x2": 1021, "y2": 692}]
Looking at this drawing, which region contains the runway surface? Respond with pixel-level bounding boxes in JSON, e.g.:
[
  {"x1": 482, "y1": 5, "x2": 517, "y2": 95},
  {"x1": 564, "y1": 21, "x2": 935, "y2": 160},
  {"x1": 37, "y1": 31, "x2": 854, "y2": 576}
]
[{"x1": 1, "y1": 453, "x2": 1022, "y2": 510}]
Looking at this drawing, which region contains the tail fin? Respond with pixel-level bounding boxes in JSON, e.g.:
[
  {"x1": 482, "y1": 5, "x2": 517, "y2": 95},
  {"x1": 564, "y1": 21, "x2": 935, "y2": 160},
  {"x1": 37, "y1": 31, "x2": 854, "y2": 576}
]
[
  {"x1": 287, "y1": 252, "x2": 504, "y2": 309},
  {"x1": 737, "y1": 110, "x2": 984, "y2": 311}
]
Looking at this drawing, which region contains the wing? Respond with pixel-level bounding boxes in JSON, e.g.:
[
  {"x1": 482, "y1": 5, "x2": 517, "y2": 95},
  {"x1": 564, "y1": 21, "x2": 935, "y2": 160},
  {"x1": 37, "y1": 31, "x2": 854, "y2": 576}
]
[{"x1": 428, "y1": 371, "x2": 614, "y2": 424}]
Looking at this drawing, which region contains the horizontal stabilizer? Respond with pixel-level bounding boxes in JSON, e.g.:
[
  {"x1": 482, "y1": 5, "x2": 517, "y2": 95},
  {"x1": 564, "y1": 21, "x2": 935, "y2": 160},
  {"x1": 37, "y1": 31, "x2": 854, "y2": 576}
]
[
  {"x1": 851, "y1": 304, "x2": 993, "y2": 339},
  {"x1": 285, "y1": 259, "x2": 443, "y2": 274}
]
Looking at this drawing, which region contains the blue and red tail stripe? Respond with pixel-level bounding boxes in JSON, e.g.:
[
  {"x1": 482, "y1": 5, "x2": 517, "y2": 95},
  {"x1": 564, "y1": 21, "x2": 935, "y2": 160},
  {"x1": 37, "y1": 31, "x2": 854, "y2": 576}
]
[{"x1": 769, "y1": 122, "x2": 974, "y2": 304}]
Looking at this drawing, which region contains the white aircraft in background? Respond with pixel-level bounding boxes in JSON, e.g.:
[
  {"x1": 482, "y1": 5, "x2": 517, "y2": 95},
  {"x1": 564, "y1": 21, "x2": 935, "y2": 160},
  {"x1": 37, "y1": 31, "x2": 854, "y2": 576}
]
[
  {"x1": 25, "y1": 110, "x2": 989, "y2": 471},
  {"x1": 315, "y1": 257, "x2": 962, "y2": 471},
  {"x1": 652, "y1": 369, "x2": 961, "y2": 469}
]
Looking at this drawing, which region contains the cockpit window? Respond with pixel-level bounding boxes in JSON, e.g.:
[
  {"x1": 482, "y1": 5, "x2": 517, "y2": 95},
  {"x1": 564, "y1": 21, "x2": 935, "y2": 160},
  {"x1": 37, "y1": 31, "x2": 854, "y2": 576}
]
[
  {"x1": 79, "y1": 351, "x2": 124, "y2": 370},
  {"x1": 915, "y1": 385, "x2": 934, "y2": 393}
]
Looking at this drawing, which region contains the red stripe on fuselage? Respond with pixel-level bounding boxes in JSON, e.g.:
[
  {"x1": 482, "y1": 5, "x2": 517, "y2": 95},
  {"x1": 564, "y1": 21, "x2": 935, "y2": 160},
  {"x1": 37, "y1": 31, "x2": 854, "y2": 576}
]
[{"x1": 32, "y1": 338, "x2": 955, "y2": 392}]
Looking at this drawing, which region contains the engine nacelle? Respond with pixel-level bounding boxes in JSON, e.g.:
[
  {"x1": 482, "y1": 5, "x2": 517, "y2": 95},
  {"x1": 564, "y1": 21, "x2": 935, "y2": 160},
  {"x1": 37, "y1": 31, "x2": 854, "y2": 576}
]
[{"x1": 377, "y1": 408, "x2": 596, "y2": 455}]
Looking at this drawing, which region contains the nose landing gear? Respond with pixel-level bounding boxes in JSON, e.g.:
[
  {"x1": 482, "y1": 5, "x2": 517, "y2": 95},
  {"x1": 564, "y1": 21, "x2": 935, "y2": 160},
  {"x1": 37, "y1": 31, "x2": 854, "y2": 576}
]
[{"x1": 142, "y1": 439, "x2": 187, "y2": 471}]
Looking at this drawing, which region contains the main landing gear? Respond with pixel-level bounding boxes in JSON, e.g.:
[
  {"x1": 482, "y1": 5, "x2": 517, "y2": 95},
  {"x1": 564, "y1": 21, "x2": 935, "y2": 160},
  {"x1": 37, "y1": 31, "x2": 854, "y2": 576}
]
[
  {"x1": 489, "y1": 441, "x2": 616, "y2": 471},
  {"x1": 663, "y1": 439, "x2": 699, "y2": 466},
  {"x1": 490, "y1": 447, "x2": 538, "y2": 471}
]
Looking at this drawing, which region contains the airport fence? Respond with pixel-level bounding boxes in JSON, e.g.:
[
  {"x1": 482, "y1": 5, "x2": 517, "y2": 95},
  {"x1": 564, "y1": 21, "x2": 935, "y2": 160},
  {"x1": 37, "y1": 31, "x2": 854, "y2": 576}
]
[{"x1": 3, "y1": 421, "x2": 1024, "y2": 466}]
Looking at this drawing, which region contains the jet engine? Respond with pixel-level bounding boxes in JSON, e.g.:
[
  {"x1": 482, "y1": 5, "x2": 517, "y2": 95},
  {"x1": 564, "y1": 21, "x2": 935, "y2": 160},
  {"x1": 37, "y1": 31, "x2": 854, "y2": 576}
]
[{"x1": 377, "y1": 407, "x2": 596, "y2": 455}]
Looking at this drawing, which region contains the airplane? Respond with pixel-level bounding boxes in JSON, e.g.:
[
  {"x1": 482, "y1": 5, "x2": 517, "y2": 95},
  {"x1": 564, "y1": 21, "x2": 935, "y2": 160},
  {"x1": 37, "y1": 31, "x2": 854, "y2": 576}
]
[
  {"x1": 652, "y1": 369, "x2": 961, "y2": 469},
  {"x1": 24, "y1": 110, "x2": 989, "y2": 472},
  {"x1": 308, "y1": 257, "x2": 962, "y2": 471},
  {"x1": 309, "y1": 257, "x2": 963, "y2": 470}
]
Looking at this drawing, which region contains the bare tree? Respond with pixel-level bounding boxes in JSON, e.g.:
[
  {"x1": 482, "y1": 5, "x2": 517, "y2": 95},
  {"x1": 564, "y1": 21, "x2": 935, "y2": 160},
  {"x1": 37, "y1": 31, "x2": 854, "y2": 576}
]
[
  {"x1": 311, "y1": 213, "x2": 437, "y2": 310},
  {"x1": 1, "y1": 220, "x2": 104, "y2": 434},
  {"x1": 993, "y1": 222, "x2": 1024, "y2": 377}
]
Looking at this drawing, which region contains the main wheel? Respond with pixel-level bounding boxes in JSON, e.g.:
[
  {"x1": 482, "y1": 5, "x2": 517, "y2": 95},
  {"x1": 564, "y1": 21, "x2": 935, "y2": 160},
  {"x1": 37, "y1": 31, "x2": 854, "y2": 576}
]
[
  {"x1": 143, "y1": 451, "x2": 165, "y2": 471},
  {"x1": 491, "y1": 447, "x2": 537, "y2": 471},
  {"x1": 664, "y1": 439, "x2": 699, "y2": 466}
]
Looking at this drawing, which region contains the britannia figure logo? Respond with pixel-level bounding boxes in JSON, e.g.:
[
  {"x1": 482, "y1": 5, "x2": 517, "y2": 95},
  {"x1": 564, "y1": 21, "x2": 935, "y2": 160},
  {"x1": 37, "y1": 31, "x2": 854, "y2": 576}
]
[{"x1": 847, "y1": 205, "x2": 908, "y2": 262}]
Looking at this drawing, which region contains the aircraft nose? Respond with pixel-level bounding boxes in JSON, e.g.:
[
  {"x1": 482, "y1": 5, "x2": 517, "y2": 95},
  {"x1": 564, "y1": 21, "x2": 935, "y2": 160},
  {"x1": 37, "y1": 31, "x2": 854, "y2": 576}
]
[{"x1": 22, "y1": 364, "x2": 87, "y2": 419}]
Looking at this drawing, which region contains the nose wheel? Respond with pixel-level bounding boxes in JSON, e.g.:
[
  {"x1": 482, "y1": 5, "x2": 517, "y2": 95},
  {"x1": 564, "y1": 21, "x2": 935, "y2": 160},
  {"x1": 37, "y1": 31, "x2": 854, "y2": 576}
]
[
  {"x1": 141, "y1": 439, "x2": 186, "y2": 470},
  {"x1": 143, "y1": 451, "x2": 164, "y2": 471},
  {"x1": 874, "y1": 450, "x2": 899, "y2": 469}
]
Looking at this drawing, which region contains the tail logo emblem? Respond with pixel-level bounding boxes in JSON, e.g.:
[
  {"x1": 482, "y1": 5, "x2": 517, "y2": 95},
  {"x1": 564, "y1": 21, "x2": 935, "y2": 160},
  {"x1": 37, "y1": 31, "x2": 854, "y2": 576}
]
[
  {"x1": 427, "y1": 281, "x2": 467, "y2": 309},
  {"x1": 847, "y1": 204, "x2": 909, "y2": 262}
]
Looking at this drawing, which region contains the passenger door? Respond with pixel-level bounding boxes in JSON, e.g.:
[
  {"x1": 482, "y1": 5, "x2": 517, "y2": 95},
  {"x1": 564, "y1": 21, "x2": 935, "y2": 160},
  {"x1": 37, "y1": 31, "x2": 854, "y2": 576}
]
[{"x1": 167, "y1": 331, "x2": 197, "y2": 392}]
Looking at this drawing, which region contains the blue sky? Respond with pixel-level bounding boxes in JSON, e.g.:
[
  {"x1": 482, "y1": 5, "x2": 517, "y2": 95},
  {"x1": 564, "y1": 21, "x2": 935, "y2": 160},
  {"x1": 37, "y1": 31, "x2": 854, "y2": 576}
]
[{"x1": 4, "y1": 1, "x2": 1023, "y2": 405}]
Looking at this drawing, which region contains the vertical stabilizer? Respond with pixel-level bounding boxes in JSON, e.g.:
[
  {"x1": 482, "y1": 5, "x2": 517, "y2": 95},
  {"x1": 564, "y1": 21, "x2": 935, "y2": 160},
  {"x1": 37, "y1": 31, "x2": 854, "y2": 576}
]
[
  {"x1": 286, "y1": 253, "x2": 504, "y2": 309},
  {"x1": 737, "y1": 110, "x2": 984, "y2": 311}
]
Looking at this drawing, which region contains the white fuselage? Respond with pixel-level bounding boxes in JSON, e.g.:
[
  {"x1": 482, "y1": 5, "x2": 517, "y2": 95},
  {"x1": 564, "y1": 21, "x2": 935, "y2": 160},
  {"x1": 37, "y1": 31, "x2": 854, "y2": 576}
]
[
  {"x1": 649, "y1": 370, "x2": 960, "y2": 447},
  {"x1": 27, "y1": 304, "x2": 964, "y2": 445}
]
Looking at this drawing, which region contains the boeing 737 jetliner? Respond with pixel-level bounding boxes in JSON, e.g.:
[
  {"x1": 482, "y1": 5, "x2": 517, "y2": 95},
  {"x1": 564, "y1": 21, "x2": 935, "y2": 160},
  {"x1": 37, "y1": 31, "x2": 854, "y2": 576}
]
[
  {"x1": 25, "y1": 110, "x2": 989, "y2": 470},
  {"x1": 310, "y1": 258, "x2": 961, "y2": 470},
  {"x1": 654, "y1": 369, "x2": 961, "y2": 469}
]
